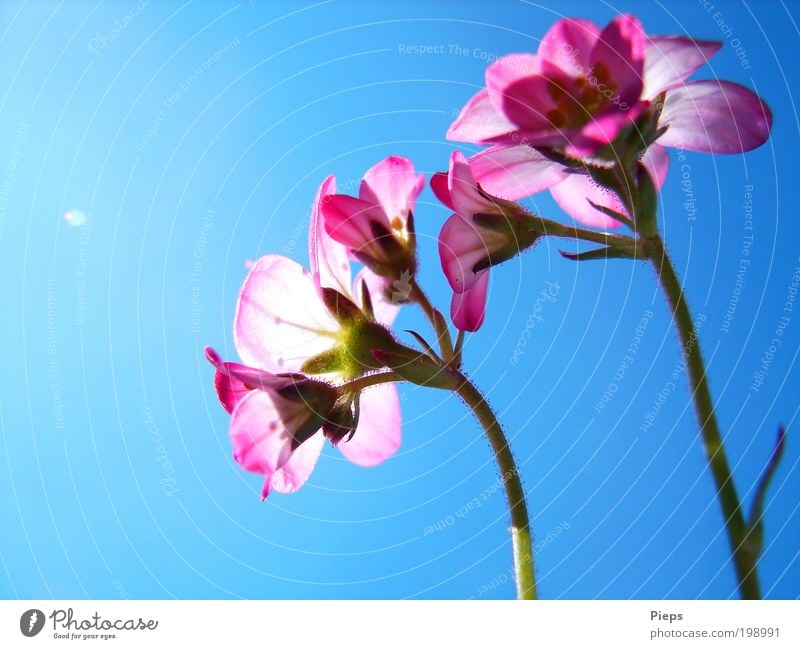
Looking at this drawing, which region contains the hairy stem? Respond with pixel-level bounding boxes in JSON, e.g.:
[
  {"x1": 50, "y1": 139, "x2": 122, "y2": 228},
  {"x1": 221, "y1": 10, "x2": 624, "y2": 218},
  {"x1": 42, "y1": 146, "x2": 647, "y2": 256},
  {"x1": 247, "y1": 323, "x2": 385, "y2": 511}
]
[
  {"x1": 454, "y1": 372, "x2": 537, "y2": 599},
  {"x1": 647, "y1": 233, "x2": 760, "y2": 599}
]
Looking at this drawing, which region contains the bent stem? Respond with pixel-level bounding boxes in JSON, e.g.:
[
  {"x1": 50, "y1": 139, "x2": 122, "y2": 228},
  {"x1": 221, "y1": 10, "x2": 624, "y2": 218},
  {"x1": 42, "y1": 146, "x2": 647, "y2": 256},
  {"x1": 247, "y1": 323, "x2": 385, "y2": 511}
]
[
  {"x1": 648, "y1": 233, "x2": 760, "y2": 599},
  {"x1": 454, "y1": 371, "x2": 537, "y2": 599}
]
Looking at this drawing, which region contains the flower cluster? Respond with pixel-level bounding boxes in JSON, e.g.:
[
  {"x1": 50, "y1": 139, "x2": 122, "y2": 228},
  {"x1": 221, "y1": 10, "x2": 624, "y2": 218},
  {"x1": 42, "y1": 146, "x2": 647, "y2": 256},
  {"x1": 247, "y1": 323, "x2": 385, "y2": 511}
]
[{"x1": 207, "y1": 14, "x2": 772, "y2": 503}]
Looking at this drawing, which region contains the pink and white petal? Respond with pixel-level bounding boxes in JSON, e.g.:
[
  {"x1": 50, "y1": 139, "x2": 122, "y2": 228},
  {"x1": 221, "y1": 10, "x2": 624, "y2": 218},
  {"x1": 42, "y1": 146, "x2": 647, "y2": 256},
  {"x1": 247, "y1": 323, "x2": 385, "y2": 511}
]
[
  {"x1": 657, "y1": 80, "x2": 772, "y2": 153},
  {"x1": 550, "y1": 172, "x2": 628, "y2": 229},
  {"x1": 538, "y1": 18, "x2": 601, "y2": 74},
  {"x1": 310, "y1": 175, "x2": 352, "y2": 296},
  {"x1": 448, "y1": 150, "x2": 491, "y2": 218},
  {"x1": 642, "y1": 36, "x2": 722, "y2": 99},
  {"x1": 485, "y1": 54, "x2": 544, "y2": 112},
  {"x1": 229, "y1": 390, "x2": 296, "y2": 477},
  {"x1": 641, "y1": 142, "x2": 670, "y2": 189},
  {"x1": 447, "y1": 89, "x2": 520, "y2": 143},
  {"x1": 354, "y1": 268, "x2": 401, "y2": 327},
  {"x1": 234, "y1": 255, "x2": 339, "y2": 373},
  {"x1": 430, "y1": 170, "x2": 453, "y2": 210},
  {"x1": 337, "y1": 382, "x2": 401, "y2": 466},
  {"x1": 451, "y1": 270, "x2": 490, "y2": 332},
  {"x1": 492, "y1": 72, "x2": 565, "y2": 137},
  {"x1": 271, "y1": 431, "x2": 325, "y2": 494},
  {"x1": 321, "y1": 194, "x2": 390, "y2": 251},
  {"x1": 438, "y1": 213, "x2": 491, "y2": 292},
  {"x1": 590, "y1": 15, "x2": 646, "y2": 107},
  {"x1": 468, "y1": 145, "x2": 568, "y2": 200},
  {"x1": 359, "y1": 156, "x2": 425, "y2": 224},
  {"x1": 206, "y1": 347, "x2": 278, "y2": 414}
]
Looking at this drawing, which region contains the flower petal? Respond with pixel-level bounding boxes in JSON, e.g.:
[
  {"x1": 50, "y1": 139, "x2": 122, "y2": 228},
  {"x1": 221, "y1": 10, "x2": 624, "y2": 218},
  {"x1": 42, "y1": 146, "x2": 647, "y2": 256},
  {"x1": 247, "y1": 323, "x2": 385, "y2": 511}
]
[
  {"x1": 451, "y1": 270, "x2": 489, "y2": 332},
  {"x1": 438, "y1": 213, "x2": 489, "y2": 292},
  {"x1": 589, "y1": 15, "x2": 646, "y2": 108},
  {"x1": 206, "y1": 347, "x2": 284, "y2": 414},
  {"x1": 358, "y1": 156, "x2": 424, "y2": 227},
  {"x1": 321, "y1": 194, "x2": 390, "y2": 253},
  {"x1": 354, "y1": 268, "x2": 401, "y2": 326},
  {"x1": 468, "y1": 145, "x2": 568, "y2": 200},
  {"x1": 430, "y1": 170, "x2": 453, "y2": 210},
  {"x1": 234, "y1": 255, "x2": 339, "y2": 373},
  {"x1": 549, "y1": 143, "x2": 669, "y2": 228},
  {"x1": 642, "y1": 36, "x2": 722, "y2": 99},
  {"x1": 446, "y1": 88, "x2": 519, "y2": 143},
  {"x1": 657, "y1": 80, "x2": 772, "y2": 153},
  {"x1": 448, "y1": 150, "x2": 492, "y2": 218},
  {"x1": 271, "y1": 432, "x2": 325, "y2": 494},
  {"x1": 229, "y1": 390, "x2": 297, "y2": 478},
  {"x1": 337, "y1": 383, "x2": 401, "y2": 466},
  {"x1": 550, "y1": 171, "x2": 628, "y2": 229},
  {"x1": 310, "y1": 175, "x2": 352, "y2": 296},
  {"x1": 538, "y1": 17, "x2": 600, "y2": 75}
]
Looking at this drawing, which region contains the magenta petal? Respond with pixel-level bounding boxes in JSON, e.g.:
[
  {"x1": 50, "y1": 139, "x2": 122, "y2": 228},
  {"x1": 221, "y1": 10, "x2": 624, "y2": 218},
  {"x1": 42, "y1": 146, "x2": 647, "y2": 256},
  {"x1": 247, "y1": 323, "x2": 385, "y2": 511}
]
[
  {"x1": 354, "y1": 268, "x2": 400, "y2": 326},
  {"x1": 492, "y1": 72, "x2": 563, "y2": 139},
  {"x1": 321, "y1": 194, "x2": 389, "y2": 251},
  {"x1": 550, "y1": 171, "x2": 628, "y2": 229},
  {"x1": 229, "y1": 390, "x2": 296, "y2": 477},
  {"x1": 468, "y1": 145, "x2": 567, "y2": 200},
  {"x1": 337, "y1": 383, "x2": 401, "y2": 466},
  {"x1": 271, "y1": 432, "x2": 325, "y2": 494},
  {"x1": 451, "y1": 271, "x2": 489, "y2": 332},
  {"x1": 590, "y1": 15, "x2": 646, "y2": 107},
  {"x1": 234, "y1": 255, "x2": 338, "y2": 373},
  {"x1": 447, "y1": 89, "x2": 519, "y2": 143},
  {"x1": 642, "y1": 36, "x2": 722, "y2": 99},
  {"x1": 538, "y1": 18, "x2": 600, "y2": 74},
  {"x1": 358, "y1": 156, "x2": 424, "y2": 225},
  {"x1": 205, "y1": 347, "x2": 282, "y2": 414},
  {"x1": 657, "y1": 80, "x2": 772, "y2": 153},
  {"x1": 310, "y1": 175, "x2": 352, "y2": 295},
  {"x1": 430, "y1": 170, "x2": 453, "y2": 210},
  {"x1": 448, "y1": 151, "x2": 491, "y2": 218},
  {"x1": 438, "y1": 213, "x2": 488, "y2": 293}
]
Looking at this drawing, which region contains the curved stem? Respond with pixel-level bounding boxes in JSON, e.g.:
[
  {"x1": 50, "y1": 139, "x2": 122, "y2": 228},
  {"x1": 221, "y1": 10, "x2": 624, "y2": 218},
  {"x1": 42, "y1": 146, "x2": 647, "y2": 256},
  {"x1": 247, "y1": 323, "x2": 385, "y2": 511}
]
[
  {"x1": 340, "y1": 371, "x2": 401, "y2": 393},
  {"x1": 647, "y1": 234, "x2": 760, "y2": 599},
  {"x1": 454, "y1": 371, "x2": 537, "y2": 599}
]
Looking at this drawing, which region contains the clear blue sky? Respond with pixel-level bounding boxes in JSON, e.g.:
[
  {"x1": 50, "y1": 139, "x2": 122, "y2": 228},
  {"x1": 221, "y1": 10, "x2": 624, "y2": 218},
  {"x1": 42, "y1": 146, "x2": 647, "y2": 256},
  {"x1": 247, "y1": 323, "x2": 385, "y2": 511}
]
[{"x1": 1, "y1": 0, "x2": 798, "y2": 599}]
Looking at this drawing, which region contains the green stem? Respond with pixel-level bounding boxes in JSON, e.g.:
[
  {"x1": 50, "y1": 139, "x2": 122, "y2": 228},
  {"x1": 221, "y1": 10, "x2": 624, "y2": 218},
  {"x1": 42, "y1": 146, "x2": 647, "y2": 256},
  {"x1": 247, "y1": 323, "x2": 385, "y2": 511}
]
[
  {"x1": 410, "y1": 280, "x2": 454, "y2": 360},
  {"x1": 647, "y1": 233, "x2": 760, "y2": 599},
  {"x1": 340, "y1": 371, "x2": 401, "y2": 393},
  {"x1": 538, "y1": 217, "x2": 639, "y2": 249},
  {"x1": 454, "y1": 371, "x2": 537, "y2": 599}
]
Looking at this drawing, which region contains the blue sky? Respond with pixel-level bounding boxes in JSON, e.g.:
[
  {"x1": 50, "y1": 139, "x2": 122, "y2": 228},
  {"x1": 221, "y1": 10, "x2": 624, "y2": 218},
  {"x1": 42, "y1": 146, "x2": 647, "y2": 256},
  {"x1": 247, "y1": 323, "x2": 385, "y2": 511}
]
[{"x1": 1, "y1": 0, "x2": 798, "y2": 599}]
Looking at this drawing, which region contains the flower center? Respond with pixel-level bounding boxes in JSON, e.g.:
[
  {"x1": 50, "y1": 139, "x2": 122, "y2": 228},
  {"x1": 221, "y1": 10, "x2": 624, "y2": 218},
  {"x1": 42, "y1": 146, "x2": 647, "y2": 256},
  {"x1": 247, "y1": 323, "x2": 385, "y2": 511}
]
[{"x1": 545, "y1": 63, "x2": 618, "y2": 129}]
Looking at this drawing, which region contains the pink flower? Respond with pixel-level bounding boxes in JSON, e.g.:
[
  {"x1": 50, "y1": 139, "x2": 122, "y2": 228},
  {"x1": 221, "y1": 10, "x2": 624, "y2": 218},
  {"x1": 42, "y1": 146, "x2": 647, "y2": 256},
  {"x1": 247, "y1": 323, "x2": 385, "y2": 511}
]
[
  {"x1": 465, "y1": 143, "x2": 670, "y2": 229},
  {"x1": 449, "y1": 16, "x2": 771, "y2": 157},
  {"x1": 432, "y1": 151, "x2": 537, "y2": 331},
  {"x1": 447, "y1": 17, "x2": 772, "y2": 228},
  {"x1": 207, "y1": 178, "x2": 403, "y2": 499},
  {"x1": 320, "y1": 156, "x2": 425, "y2": 281}
]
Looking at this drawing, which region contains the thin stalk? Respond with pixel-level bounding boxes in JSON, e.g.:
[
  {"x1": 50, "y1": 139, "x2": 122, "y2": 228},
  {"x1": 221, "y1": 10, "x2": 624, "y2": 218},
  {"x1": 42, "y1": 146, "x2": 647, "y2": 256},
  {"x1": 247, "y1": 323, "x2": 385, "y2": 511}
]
[
  {"x1": 454, "y1": 371, "x2": 537, "y2": 599},
  {"x1": 647, "y1": 233, "x2": 760, "y2": 599}
]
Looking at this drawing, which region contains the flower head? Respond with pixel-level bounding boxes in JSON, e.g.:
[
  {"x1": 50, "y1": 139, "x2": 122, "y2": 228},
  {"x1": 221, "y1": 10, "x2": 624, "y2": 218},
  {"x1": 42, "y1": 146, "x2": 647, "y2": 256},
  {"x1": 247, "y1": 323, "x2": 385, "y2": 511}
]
[
  {"x1": 446, "y1": 16, "x2": 772, "y2": 228},
  {"x1": 432, "y1": 151, "x2": 541, "y2": 331},
  {"x1": 207, "y1": 177, "x2": 406, "y2": 498},
  {"x1": 320, "y1": 156, "x2": 425, "y2": 282}
]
